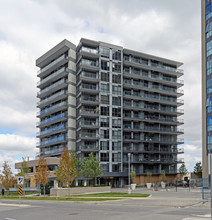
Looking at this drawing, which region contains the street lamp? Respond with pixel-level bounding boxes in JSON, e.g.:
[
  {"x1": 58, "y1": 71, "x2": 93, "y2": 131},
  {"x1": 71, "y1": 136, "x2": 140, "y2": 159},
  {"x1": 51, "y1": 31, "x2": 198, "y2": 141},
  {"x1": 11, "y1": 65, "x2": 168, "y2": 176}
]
[{"x1": 128, "y1": 153, "x2": 131, "y2": 194}]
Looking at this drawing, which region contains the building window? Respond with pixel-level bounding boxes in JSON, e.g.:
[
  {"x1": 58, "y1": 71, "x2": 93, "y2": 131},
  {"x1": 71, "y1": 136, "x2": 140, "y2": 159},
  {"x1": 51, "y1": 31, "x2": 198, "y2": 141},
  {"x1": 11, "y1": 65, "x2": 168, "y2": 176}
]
[
  {"x1": 100, "y1": 83, "x2": 109, "y2": 93},
  {"x1": 112, "y1": 130, "x2": 121, "y2": 140},
  {"x1": 112, "y1": 62, "x2": 121, "y2": 73},
  {"x1": 112, "y1": 119, "x2": 121, "y2": 128},
  {"x1": 112, "y1": 153, "x2": 121, "y2": 162},
  {"x1": 100, "y1": 141, "x2": 109, "y2": 150},
  {"x1": 101, "y1": 72, "x2": 109, "y2": 82},
  {"x1": 112, "y1": 142, "x2": 121, "y2": 151},
  {"x1": 100, "y1": 47, "x2": 110, "y2": 58},
  {"x1": 112, "y1": 97, "x2": 121, "y2": 106},
  {"x1": 112, "y1": 74, "x2": 121, "y2": 83},
  {"x1": 101, "y1": 107, "x2": 109, "y2": 116},
  {"x1": 100, "y1": 129, "x2": 109, "y2": 139},
  {"x1": 112, "y1": 164, "x2": 121, "y2": 172},
  {"x1": 112, "y1": 108, "x2": 121, "y2": 117},
  {"x1": 101, "y1": 60, "x2": 110, "y2": 71},
  {"x1": 100, "y1": 117, "x2": 109, "y2": 127},
  {"x1": 112, "y1": 50, "x2": 121, "y2": 61},
  {"x1": 100, "y1": 153, "x2": 109, "y2": 162},
  {"x1": 112, "y1": 85, "x2": 121, "y2": 95},
  {"x1": 101, "y1": 95, "x2": 109, "y2": 104}
]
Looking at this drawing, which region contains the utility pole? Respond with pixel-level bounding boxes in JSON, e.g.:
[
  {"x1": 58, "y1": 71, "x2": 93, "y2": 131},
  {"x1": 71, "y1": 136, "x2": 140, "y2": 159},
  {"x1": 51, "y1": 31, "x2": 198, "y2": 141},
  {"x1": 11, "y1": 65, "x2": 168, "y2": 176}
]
[{"x1": 128, "y1": 153, "x2": 131, "y2": 194}]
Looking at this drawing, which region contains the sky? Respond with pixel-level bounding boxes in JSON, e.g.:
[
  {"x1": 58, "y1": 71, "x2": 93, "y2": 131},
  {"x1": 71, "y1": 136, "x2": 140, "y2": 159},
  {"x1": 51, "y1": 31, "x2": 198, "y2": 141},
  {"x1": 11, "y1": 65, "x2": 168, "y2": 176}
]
[{"x1": 0, "y1": 0, "x2": 201, "y2": 173}]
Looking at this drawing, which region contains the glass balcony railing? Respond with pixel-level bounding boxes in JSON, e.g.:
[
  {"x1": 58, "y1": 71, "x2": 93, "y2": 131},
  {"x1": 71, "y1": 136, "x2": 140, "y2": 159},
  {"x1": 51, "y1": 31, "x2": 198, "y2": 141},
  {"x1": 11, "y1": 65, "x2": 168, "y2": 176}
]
[
  {"x1": 40, "y1": 147, "x2": 64, "y2": 156},
  {"x1": 37, "y1": 67, "x2": 67, "y2": 86},
  {"x1": 38, "y1": 90, "x2": 66, "y2": 106},
  {"x1": 80, "y1": 133, "x2": 99, "y2": 138},
  {"x1": 79, "y1": 145, "x2": 99, "y2": 150},
  {"x1": 39, "y1": 124, "x2": 66, "y2": 136},
  {"x1": 39, "y1": 135, "x2": 66, "y2": 146},
  {"x1": 81, "y1": 121, "x2": 99, "y2": 126},
  {"x1": 81, "y1": 59, "x2": 98, "y2": 67},
  {"x1": 39, "y1": 101, "x2": 67, "y2": 116},
  {"x1": 37, "y1": 79, "x2": 66, "y2": 96},
  {"x1": 39, "y1": 112, "x2": 67, "y2": 126},
  {"x1": 37, "y1": 54, "x2": 67, "y2": 75},
  {"x1": 81, "y1": 47, "x2": 98, "y2": 54},
  {"x1": 81, "y1": 71, "x2": 99, "y2": 79}
]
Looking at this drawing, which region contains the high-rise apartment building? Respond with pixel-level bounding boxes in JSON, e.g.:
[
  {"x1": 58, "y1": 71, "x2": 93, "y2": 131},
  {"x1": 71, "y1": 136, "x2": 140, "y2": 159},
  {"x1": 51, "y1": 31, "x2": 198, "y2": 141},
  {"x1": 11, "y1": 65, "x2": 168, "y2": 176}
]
[
  {"x1": 36, "y1": 38, "x2": 184, "y2": 186},
  {"x1": 202, "y1": 0, "x2": 212, "y2": 178}
]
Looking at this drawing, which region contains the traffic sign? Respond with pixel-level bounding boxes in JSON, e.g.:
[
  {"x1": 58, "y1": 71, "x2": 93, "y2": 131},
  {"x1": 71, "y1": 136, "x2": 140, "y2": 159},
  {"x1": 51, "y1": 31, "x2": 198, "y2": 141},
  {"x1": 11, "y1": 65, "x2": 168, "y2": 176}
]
[
  {"x1": 18, "y1": 185, "x2": 22, "y2": 196},
  {"x1": 17, "y1": 176, "x2": 24, "y2": 185}
]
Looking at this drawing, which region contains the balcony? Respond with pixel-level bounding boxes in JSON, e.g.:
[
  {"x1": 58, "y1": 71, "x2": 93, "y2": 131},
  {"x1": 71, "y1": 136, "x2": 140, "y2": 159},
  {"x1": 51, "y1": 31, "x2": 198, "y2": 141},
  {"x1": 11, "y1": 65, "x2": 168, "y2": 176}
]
[
  {"x1": 37, "y1": 78, "x2": 67, "y2": 98},
  {"x1": 38, "y1": 112, "x2": 67, "y2": 127},
  {"x1": 123, "y1": 68, "x2": 184, "y2": 87},
  {"x1": 37, "y1": 67, "x2": 68, "y2": 88},
  {"x1": 37, "y1": 54, "x2": 68, "y2": 77},
  {"x1": 80, "y1": 84, "x2": 99, "y2": 94},
  {"x1": 81, "y1": 47, "x2": 98, "y2": 54},
  {"x1": 81, "y1": 121, "x2": 99, "y2": 129},
  {"x1": 38, "y1": 101, "x2": 67, "y2": 117},
  {"x1": 38, "y1": 123, "x2": 66, "y2": 137},
  {"x1": 40, "y1": 147, "x2": 64, "y2": 157},
  {"x1": 80, "y1": 109, "x2": 99, "y2": 117},
  {"x1": 123, "y1": 56, "x2": 184, "y2": 76},
  {"x1": 80, "y1": 133, "x2": 99, "y2": 139},
  {"x1": 37, "y1": 90, "x2": 67, "y2": 108},
  {"x1": 38, "y1": 135, "x2": 66, "y2": 147},
  {"x1": 78, "y1": 144, "x2": 99, "y2": 151},
  {"x1": 80, "y1": 71, "x2": 99, "y2": 83}
]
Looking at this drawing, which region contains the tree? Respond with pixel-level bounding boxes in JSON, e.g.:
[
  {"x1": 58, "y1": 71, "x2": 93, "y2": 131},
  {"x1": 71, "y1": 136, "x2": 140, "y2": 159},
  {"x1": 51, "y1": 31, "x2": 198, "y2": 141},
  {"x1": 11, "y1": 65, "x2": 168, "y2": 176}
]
[
  {"x1": 54, "y1": 148, "x2": 79, "y2": 187},
  {"x1": 130, "y1": 170, "x2": 136, "y2": 184},
  {"x1": 17, "y1": 158, "x2": 31, "y2": 187},
  {"x1": 34, "y1": 157, "x2": 50, "y2": 195},
  {"x1": 0, "y1": 161, "x2": 15, "y2": 191},
  {"x1": 80, "y1": 152, "x2": 103, "y2": 185},
  {"x1": 179, "y1": 163, "x2": 188, "y2": 177},
  {"x1": 193, "y1": 162, "x2": 202, "y2": 178},
  {"x1": 160, "y1": 170, "x2": 167, "y2": 182}
]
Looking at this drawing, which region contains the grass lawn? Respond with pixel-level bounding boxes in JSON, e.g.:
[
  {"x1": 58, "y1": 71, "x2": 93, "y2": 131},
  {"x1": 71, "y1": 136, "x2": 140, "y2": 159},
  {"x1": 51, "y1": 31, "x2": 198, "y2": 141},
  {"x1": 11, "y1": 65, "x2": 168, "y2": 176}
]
[
  {"x1": 0, "y1": 195, "x2": 122, "y2": 202},
  {"x1": 71, "y1": 192, "x2": 150, "y2": 197}
]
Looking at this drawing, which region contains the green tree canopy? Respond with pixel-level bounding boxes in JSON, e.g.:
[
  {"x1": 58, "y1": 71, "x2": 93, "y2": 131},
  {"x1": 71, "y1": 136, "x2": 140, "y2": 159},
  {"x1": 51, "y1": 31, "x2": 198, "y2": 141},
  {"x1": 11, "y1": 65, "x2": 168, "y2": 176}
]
[
  {"x1": 17, "y1": 158, "x2": 30, "y2": 176},
  {"x1": 54, "y1": 148, "x2": 79, "y2": 187},
  {"x1": 80, "y1": 152, "x2": 103, "y2": 185},
  {"x1": 193, "y1": 162, "x2": 202, "y2": 178},
  {"x1": 179, "y1": 163, "x2": 188, "y2": 177}
]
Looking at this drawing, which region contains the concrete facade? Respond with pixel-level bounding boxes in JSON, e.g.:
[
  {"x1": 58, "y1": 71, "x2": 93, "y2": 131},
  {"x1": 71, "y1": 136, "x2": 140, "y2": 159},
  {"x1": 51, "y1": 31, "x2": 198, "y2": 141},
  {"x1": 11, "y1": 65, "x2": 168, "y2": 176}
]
[{"x1": 36, "y1": 38, "x2": 184, "y2": 186}]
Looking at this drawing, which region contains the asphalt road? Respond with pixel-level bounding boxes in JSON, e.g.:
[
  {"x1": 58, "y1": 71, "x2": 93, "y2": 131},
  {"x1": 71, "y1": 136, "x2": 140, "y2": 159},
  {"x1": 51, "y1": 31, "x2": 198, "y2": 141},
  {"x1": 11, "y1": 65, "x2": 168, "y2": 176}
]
[{"x1": 0, "y1": 188, "x2": 210, "y2": 220}]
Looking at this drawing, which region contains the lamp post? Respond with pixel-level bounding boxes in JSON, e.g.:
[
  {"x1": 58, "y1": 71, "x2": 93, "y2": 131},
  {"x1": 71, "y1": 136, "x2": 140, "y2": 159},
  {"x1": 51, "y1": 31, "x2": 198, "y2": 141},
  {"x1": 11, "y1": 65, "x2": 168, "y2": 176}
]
[{"x1": 128, "y1": 153, "x2": 131, "y2": 194}]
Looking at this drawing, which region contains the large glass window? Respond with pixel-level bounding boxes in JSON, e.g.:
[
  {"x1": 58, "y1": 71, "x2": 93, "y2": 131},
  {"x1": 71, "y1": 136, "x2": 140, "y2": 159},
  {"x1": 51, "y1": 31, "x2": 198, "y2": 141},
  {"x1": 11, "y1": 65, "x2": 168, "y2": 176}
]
[
  {"x1": 112, "y1": 119, "x2": 121, "y2": 128},
  {"x1": 207, "y1": 116, "x2": 212, "y2": 131},
  {"x1": 100, "y1": 153, "x2": 109, "y2": 162},
  {"x1": 112, "y1": 142, "x2": 121, "y2": 151},
  {"x1": 207, "y1": 78, "x2": 212, "y2": 94},
  {"x1": 101, "y1": 60, "x2": 110, "y2": 71},
  {"x1": 207, "y1": 59, "x2": 212, "y2": 75},
  {"x1": 101, "y1": 107, "x2": 109, "y2": 116},
  {"x1": 112, "y1": 62, "x2": 121, "y2": 73},
  {"x1": 101, "y1": 72, "x2": 109, "y2": 82},
  {"x1": 207, "y1": 40, "x2": 212, "y2": 57},
  {"x1": 100, "y1": 83, "x2": 109, "y2": 93},
  {"x1": 112, "y1": 130, "x2": 121, "y2": 139},
  {"x1": 112, "y1": 108, "x2": 121, "y2": 117},
  {"x1": 112, "y1": 50, "x2": 121, "y2": 61},
  {"x1": 112, "y1": 74, "x2": 121, "y2": 83},
  {"x1": 100, "y1": 141, "x2": 109, "y2": 150},
  {"x1": 112, "y1": 153, "x2": 121, "y2": 162},
  {"x1": 100, "y1": 47, "x2": 110, "y2": 58},
  {"x1": 100, "y1": 130, "x2": 109, "y2": 139},
  {"x1": 101, "y1": 95, "x2": 109, "y2": 104},
  {"x1": 100, "y1": 117, "x2": 109, "y2": 127},
  {"x1": 112, "y1": 97, "x2": 121, "y2": 106},
  {"x1": 112, "y1": 85, "x2": 121, "y2": 95}
]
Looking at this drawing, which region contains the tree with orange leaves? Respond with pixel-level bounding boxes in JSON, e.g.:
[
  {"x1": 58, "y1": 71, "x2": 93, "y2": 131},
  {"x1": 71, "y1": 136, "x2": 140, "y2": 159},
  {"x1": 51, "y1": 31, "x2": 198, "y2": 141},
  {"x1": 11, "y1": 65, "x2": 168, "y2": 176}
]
[
  {"x1": 34, "y1": 157, "x2": 50, "y2": 195},
  {"x1": 54, "y1": 148, "x2": 79, "y2": 187},
  {"x1": 0, "y1": 161, "x2": 15, "y2": 191}
]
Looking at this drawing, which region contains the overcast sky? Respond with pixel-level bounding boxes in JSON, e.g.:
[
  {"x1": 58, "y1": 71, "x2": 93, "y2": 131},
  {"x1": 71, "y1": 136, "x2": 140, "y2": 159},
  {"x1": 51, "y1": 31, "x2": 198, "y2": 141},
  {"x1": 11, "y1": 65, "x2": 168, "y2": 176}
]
[{"x1": 0, "y1": 0, "x2": 201, "y2": 172}]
